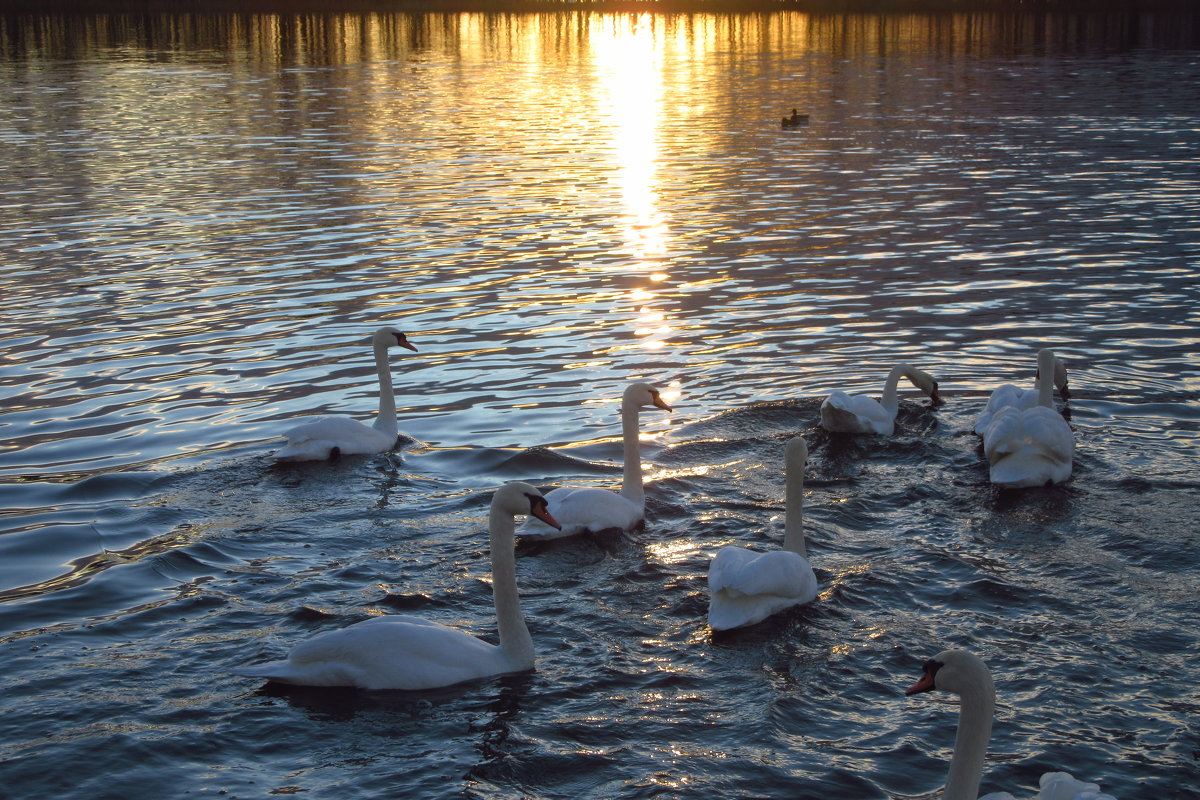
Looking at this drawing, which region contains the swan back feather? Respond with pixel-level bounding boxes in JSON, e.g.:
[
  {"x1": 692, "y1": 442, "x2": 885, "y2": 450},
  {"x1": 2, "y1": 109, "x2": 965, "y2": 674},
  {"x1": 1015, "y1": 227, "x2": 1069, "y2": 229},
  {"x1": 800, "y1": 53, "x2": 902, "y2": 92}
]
[
  {"x1": 517, "y1": 382, "x2": 671, "y2": 538},
  {"x1": 272, "y1": 326, "x2": 417, "y2": 462},
  {"x1": 981, "y1": 349, "x2": 1074, "y2": 487},
  {"x1": 707, "y1": 436, "x2": 817, "y2": 632},
  {"x1": 820, "y1": 364, "x2": 940, "y2": 435},
  {"x1": 235, "y1": 482, "x2": 557, "y2": 690},
  {"x1": 975, "y1": 349, "x2": 1069, "y2": 435}
]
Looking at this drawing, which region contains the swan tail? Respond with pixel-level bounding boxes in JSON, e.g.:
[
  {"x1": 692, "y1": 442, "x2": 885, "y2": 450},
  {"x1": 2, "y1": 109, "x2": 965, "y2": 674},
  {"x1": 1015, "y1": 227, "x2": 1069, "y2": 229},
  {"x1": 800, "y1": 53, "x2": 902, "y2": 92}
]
[
  {"x1": 820, "y1": 392, "x2": 892, "y2": 434},
  {"x1": 708, "y1": 590, "x2": 811, "y2": 632},
  {"x1": 233, "y1": 659, "x2": 337, "y2": 685},
  {"x1": 820, "y1": 397, "x2": 867, "y2": 433},
  {"x1": 988, "y1": 450, "x2": 1072, "y2": 487}
]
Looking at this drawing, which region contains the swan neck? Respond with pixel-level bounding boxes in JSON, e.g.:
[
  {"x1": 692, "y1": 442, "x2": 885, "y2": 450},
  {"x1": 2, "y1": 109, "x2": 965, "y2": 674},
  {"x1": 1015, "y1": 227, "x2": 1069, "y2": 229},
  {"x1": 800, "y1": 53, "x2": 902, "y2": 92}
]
[
  {"x1": 619, "y1": 402, "x2": 645, "y2": 505},
  {"x1": 880, "y1": 364, "x2": 907, "y2": 414},
  {"x1": 372, "y1": 338, "x2": 398, "y2": 436},
  {"x1": 942, "y1": 673, "x2": 996, "y2": 800},
  {"x1": 782, "y1": 454, "x2": 806, "y2": 557},
  {"x1": 1036, "y1": 350, "x2": 1057, "y2": 409},
  {"x1": 488, "y1": 507, "x2": 533, "y2": 668}
]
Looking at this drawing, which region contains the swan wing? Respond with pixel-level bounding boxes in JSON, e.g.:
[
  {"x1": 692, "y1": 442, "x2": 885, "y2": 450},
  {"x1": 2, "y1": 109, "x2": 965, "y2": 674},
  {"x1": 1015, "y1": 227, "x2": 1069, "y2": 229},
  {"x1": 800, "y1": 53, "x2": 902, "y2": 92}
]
[
  {"x1": 272, "y1": 415, "x2": 395, "y2": 461},
  {"x1": 517, "y1": 486, "x2": 643, "y2": 538},
  {"x1": 983, "y1": 407, "x2": 1074, "y2": 487},
  {"x1": 708, "y1": 547, "x2": 817, "y2": 631},
  {"x1": 977, "y1": 771, "x2": 1117, "y2": 800},
  {"x1": 820, "y1": 391, "x2": 893, "y2": 435},
  {"x1": 235, "y1": 616, "x2": 511, "y2": 691},
  {"x1": 1034, "y1": 771, "x2": 1117, "y2": 800},
  {"x1": 974, "y1": 383, "x2": 1037, "y2": 435}
]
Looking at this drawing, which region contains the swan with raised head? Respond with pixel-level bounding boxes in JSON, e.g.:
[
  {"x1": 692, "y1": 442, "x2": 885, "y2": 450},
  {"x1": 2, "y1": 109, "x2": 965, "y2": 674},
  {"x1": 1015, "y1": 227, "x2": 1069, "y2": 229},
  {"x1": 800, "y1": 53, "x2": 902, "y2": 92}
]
[
  {"x1": 272, "y1": 326, "x2": 417, "y2": 462},
  {"x1": 235, "y1": 482, "x2": 559, "y2": 690},
  {"x1": 708, "y1": 436, "x2": 818, "y2": 632},
  {"x1": 906, "y1": 649, "x2": 1117, "y2": 800},
  {"x1": 820, "y1": 364, "x2": 942, "y2": 435},
  {"x1": 980, "y1": 348, "x2": 1074, "y2": 487},
  {"x1": 517, "y1": 382, "x2": 672, "y2": 539},
  {"x1": 974, "y1": 349, "x2": 1069, "y2": 435}
]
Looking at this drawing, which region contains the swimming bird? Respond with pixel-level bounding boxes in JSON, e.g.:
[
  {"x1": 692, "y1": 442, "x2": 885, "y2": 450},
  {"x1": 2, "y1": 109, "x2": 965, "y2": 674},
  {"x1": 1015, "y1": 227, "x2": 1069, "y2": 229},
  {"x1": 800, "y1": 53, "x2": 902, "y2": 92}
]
[
  {"x1": 272, "y1": 326, "x2": 417, "y2": 462},
  {"x1": 819, "y1": 364, "x2": 942, "y2": 435},
  {"x1": 234, "y1": 482, "x2": 559, "y2": 690},
  {"x1": 517, "y1": 382, "x2": 672, "y2": 539},
  {"x1": 974, "y1": 349, "x2": 1069, "y2": 435},
  {"x1": 781, "y1": 108, "x2": 810, "y2": 128},
  {"x1": 905, "y1": 649, "x2": 1117, "y2": 800},
  {"x1": 979, "y1": 348, "x2": 1074, "y2": 487},
  {"x1": 708, "y1": 436, "x2": 818, "y2": 632}
]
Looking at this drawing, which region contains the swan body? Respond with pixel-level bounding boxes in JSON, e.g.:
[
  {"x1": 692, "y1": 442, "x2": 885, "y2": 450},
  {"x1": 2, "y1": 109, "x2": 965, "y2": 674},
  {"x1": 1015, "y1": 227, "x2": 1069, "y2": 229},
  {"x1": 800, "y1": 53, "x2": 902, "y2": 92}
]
[
  {"x1": 820, "y1": 364, "x2": 941, "y2": 435},
  {"x1": 974, "y1": 352, "x2": 1069, "y2": 435},
  {"x1": 272, "y1": 327, "x2": 417, "y2": 462},
  {"x1": 518, "y1": 382, "x2": 672, "y2": 539},
  {"x1": 235, "y1": 482, "x2": 559, "y2": 691},
  {"x1": 708, "y1": 437, "x2": 817, "y2": 632},
  {"x1": 906, "y1": 649, "x2": 1117, "y2": 800},
  {"x1": 980, "y1": 349, "x2": 1074, "y2": 487}
]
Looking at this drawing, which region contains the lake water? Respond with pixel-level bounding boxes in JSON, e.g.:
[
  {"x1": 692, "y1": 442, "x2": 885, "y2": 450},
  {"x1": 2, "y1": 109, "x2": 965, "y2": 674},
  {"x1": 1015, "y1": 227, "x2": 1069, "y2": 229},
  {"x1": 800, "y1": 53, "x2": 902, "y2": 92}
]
[{"x1": 1, "y1": 9, "x2": 1198, "y2": 799}]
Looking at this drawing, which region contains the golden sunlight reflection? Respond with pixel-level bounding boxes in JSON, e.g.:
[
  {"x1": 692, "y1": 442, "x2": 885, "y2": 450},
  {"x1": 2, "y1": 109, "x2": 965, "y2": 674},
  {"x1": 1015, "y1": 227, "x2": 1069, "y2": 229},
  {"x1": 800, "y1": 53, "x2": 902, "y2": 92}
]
[
  {"x1": 591, "y1": 15, "x2": 669, "y2": 261},
  {"x1": 658, "y1": 381, "x2": 683, "y2": 408},
  {"x1": 819, "y1": 563, "x2": 873, "y2": 603},
  {"x1": 646, "y1": 538, "x2": 702, "y2": 566}
]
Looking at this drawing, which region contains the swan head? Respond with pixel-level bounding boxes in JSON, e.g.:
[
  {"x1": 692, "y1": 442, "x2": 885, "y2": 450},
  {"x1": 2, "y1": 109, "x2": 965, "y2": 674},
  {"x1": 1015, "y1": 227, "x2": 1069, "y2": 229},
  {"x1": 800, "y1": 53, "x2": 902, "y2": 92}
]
[
  {"x1": 623, "y1": 382, "x2": 673, "y2": 413},
  {"x1": 907, "y1": 367, "x2": 943, "y2": 406},
  {"x1": 373, "y1": 326, "x2": 418, "y2": 352},
  {"x1": 1035, "y1": 348, "x2": 1070, "y2": 401},
  {"x1": 785, "y1": 435, "x2": 808, "y2": 467},
  {"x1": 495, "y1": 482, "x2": 560, "y2": 529},
  {"x1": 905, "y1": 649, "x2": 993, "y2": 698}
]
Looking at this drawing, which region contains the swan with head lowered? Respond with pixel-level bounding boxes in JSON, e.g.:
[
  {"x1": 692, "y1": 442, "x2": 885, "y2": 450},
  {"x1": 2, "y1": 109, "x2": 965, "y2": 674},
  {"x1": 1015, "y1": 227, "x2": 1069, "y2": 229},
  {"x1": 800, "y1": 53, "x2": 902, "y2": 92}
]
[
  {"x1": 708, "y1": 436, "x2": 818, "y2": 632},
  {"x1": 517, "y1": 382, "x2": 672, "y2": 539},
  {"x1": 979, "y1": 348, "x2": 1074, "y2": 487},
  {"x1": 234, "y1": 482, "x2": 559, "y2": 690},
  {"x1": 906, "y1": 649, "x2": 1117, "y2": 800},
  {"x1": 820, "y1": 364, "x2": 942, "y2": 435},
  {"x1": 272, "y1": 326, "x2": 417, "y2": 462},
  {"x1": 974, "y1": 349, "x2": 1069, "y2": 435}
]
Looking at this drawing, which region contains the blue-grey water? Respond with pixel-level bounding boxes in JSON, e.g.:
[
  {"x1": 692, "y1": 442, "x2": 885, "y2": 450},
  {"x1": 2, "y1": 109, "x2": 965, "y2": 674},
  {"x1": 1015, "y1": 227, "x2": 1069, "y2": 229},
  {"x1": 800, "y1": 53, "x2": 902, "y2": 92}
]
[{"x1": 1, "y1": 10, "x2": 1198, "y2": 799}]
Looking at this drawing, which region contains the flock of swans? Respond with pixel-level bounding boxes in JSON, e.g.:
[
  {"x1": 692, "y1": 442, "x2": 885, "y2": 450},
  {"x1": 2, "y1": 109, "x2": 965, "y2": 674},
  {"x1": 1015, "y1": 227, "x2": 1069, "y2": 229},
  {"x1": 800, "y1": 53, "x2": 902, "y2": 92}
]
[{"x1": 240, "y1": 327, "x2": 1110, "y2": 800}]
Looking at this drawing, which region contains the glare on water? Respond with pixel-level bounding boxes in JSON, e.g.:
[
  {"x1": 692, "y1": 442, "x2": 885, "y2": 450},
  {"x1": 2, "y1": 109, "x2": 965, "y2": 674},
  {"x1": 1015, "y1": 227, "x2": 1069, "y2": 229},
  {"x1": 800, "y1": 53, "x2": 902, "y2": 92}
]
[{"x1": 1, "y1": 10, "x2": 1198, "y2": 800}]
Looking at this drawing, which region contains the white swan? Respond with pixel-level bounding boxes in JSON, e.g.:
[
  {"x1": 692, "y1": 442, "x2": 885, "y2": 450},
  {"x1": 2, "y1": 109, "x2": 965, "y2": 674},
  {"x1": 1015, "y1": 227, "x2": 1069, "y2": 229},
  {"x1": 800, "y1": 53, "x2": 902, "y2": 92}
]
[
  {"x1": 980, "y1": 348, "x2": 1074, "y2": 487},
  {"x1": 906, "y1": 649, "x2": 1117, "y2": 800},
  {"x1": 272, "y1": 327, "x2": 417, "y2": 462},
  {"x1": 517, "y1": 382, "x2": 672, "y2": 539},
  {"x1": 708, "y1": 436, "x2": 818, "y2": 632},
  {"x1": 974, "y1": 349, "x2": 1069, "y2": 435},
  {"x1": 819, "y1": 364, "x2": 941, "y2": 435},
  {"x1": 235, "y1": 482, "x2": 559, "y2": 690}
]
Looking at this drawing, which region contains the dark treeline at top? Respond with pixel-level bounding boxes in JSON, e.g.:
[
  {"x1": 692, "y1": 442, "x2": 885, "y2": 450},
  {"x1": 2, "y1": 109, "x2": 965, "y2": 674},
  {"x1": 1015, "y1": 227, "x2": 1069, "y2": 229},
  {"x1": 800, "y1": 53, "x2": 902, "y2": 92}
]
[{"x1": 4, "y1": 0, "x2": 1199, "y2": 15}]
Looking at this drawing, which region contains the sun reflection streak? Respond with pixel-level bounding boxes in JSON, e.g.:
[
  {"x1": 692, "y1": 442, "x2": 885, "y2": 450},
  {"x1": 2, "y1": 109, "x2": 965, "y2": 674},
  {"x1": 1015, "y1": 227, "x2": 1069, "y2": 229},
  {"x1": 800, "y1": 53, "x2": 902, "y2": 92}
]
[{"x1": 592, "y1": 14, "x2": 670, "y2": 261}]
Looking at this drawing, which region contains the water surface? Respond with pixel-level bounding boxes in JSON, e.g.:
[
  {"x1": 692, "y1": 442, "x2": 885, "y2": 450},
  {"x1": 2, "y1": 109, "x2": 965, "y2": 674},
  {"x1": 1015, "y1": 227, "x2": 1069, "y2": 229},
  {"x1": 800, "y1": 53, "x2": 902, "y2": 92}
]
[{"x1": 1, "y1": 10, "x2": 1198, "y2": 799}]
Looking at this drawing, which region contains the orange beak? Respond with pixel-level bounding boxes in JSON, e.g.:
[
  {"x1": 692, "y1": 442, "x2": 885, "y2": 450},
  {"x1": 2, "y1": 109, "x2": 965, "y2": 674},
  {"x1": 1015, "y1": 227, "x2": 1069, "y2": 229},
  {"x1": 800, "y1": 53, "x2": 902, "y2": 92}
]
[
  {"x1": 532, "y1": 501, "x2": 561, "y2": 530},
  {"x1": 905, "y1": 660, "x2": 940, "y2": 696}
]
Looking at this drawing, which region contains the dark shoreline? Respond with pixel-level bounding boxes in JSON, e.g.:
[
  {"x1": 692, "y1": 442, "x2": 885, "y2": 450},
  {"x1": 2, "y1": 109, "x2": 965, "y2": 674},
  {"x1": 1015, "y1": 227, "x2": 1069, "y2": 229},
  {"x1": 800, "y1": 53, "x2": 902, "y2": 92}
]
[{"x1": 4, "y1": 0, "x2": 1199, "y2": 14}]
